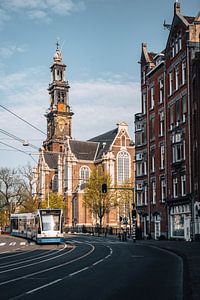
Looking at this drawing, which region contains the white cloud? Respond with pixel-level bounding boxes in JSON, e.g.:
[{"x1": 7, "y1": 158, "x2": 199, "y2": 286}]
[
  {"x1": 71, "y1": 79, "x2": 140, "y2": 140},
  {"x1": 0, "y1": 69, "x2": 140, "y2": 167},
  {"x1": 0, "y1": 0, "x2": 85, "y2": 24},
  {"x1": 0, "y1": 43, "x2": 28, "y2": 59}
]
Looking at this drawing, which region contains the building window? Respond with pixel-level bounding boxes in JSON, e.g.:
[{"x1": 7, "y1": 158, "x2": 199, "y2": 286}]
[
  {"x1": 169, "y1": 71, "x2": 173, "y2": 96},
  {"x1": 150, "y1": 115, "x2": 155, "y2": 140},
  {"x1": 170, "y1": 105, "x2": 174, "y2": 129},
  {"x1": 142, "y1": 93, "x2": 147, "y2": 114},
  {"x1": 175, "y1": 100, "x2": 180, "y2": 125},
  {"x1": 135, "y1": 132, "x2": 142, "y2": 146},
  {"x1": 117, "y1": 151, "x2": 130, "y2": 184},
  {"x1": 172, "y1": 140, "x2": 185, "y2": 163},
  {"x1": 160, "y1": 144, "x2": 165, "y2": 169},
  {"x1": 136, "y1": 162, "x2": 143, "y2": 176},
  {"x1": 181, "y1": 175, "x2": 186, "y2": 196},
  {"x1": 151, "y1": 151, "x2": 155, "y2": 172},
  {"x1": 137, "y1": 192, "x2": 143, "y2": 206},
  {"x1": 150, "y1": 86, "x2": 155, "y2": 109},
  {"x1": 80, "y1": 166, "x2": 90, "y2": 185},
  {"x1": 175, "y1": 35, "x2": 179, "y2": 54},
  {"x1": 152, "y1": 181, "x2": 156, "y2": 204},
  {"x1": 159, "y1": 78, "x2": 164, "y2": 103},
  {"x1": 175, "y1": 65, "x2": 180, "y2": 90},
  {"x1": 182, "y1": 61, "x2": 186, "y2": 85},
  {"x1": 182, "y1": 95, "x2": 187, "y2": 122},
  {"x1": 178, "y1": 31, "x2": 182, "y2": 51},
  {"x1": 160, "y1": 178, "x2": 166, "y2": 202},
  {"x1": 159, "y1": 111, "x2": 165, "y2": 136},
  {"x1": 144, "y1": 185, "x2": 148, "y2": 205},
  {"x1": 52, "y1": 174, "x2": 58, "y2": 192},
  {"x1": 173, "y1": 177, "x2": 178, "y2": 198}
]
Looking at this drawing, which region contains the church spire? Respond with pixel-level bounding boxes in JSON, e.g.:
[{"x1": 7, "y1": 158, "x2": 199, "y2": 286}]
[
  {"x1": 54, "y1": 41, "x2": 62, "y2": 64},
  {"x1": 43, "y1": 43, "x2": 74, "y2": 152}
]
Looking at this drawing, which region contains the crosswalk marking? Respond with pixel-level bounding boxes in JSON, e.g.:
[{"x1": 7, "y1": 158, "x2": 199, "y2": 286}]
[
  {"x1": 20, "y1": 242, "x2": 26, "y2": 245},
  {"x1": 9, "y1": 242, "x2": 16, "y2": 246}
]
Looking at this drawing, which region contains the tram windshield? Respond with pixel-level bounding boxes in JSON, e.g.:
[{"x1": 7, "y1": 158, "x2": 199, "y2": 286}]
[{"x1": 40, "y1": 210, "x2": 61, "y2": 231}]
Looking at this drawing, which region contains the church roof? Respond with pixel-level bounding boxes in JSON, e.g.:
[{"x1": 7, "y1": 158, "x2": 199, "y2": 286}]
[
  {"x1": 44, "y1": 152, "x2": 59, "y2": 169},
  {"x1": 89, "y1": 127, "x2": 118, "y2": 160},
  {"x1": 69, "y1": 140, "x2": 98, "y2": 161}
]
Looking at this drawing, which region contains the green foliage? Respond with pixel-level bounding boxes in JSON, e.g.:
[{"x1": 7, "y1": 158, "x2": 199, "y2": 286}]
[
  {"x1": 43, "y1": 192, "x2": 64, "y2": 209},
  {"x1": 83, "y1": 166, "x2": 118, "y2": 227}
]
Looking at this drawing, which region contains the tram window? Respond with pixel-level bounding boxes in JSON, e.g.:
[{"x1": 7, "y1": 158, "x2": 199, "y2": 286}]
[
  {"x1": 11, "y1": 219, "x2": 18, "y2": 229},
  {"x1": 41, "y1": 214, "x2": 60, "y2": 231}
]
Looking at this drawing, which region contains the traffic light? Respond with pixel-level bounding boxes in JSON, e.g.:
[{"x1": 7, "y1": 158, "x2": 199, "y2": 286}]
[
  {"x1": 101, "y1": 183, "x2": 107, "y2": 193},
  {"x1": 132, "y1": 209, "x2": 137, "y2": 218}
]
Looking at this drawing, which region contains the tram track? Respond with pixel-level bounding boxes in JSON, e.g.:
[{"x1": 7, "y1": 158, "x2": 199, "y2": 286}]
[
  {"x1": 6, "y1": 240, "x2": 113, "y2": 300},
  {"x1": 0, "y1": 244, "x2": 66, "y2": 269}
]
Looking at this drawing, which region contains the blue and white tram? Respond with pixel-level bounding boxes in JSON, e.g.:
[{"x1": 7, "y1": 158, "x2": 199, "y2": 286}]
[{"x1": 10, "y1": 209, "x2": 64, "y2": 244}]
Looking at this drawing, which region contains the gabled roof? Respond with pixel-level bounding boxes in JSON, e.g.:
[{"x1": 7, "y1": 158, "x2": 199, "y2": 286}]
[
  {"x1": 69, "y1": 140, "x2": 98, "y2": 161},
  {"x1": 89, "y1": 127, "x2": 118, "y2": 160},
  {"x1": 44, "y1": 152, "x2": 59, "y2": 169}
]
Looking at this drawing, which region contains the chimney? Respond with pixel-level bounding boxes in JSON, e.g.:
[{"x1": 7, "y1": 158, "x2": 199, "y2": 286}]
[{"x1": 174, "y1": 1, "x2": 180, "y2": 15}]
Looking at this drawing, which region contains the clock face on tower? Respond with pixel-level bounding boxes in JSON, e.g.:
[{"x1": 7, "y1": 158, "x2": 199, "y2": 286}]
[{"x1": 58, "y1": 118, "x2": 65, "y2": 133}]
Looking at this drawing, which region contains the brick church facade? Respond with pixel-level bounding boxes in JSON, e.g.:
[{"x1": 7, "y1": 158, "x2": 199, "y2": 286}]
[{"x1": 34, "y1": 45, "x2": 135, "y2": 228}]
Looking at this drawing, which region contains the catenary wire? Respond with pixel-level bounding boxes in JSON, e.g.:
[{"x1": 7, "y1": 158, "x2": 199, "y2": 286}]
[{"x1": 0, "y1": 104, "x2": 46, "y2": 135}]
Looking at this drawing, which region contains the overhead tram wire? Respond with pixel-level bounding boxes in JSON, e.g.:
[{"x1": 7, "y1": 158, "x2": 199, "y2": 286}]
[
  {"x1": 0, "y1": 104, "x2": 46, "y2": 136},
  {"x1": 0, "y1": 128, "x2": 39, "y2": 150},
  {"x1": 0, "y1": 141, "x2": 38, "y2": 163}
]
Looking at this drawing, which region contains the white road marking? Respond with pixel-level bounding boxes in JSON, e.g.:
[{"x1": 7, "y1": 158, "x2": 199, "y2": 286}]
[
  {"x1": 26, "y1": 278, "x2": 62, "y2": 294},
  {"x1": 0, "y1": 243, "x2": 6, "y2": 246},
  {"x1": 9, "y1": 242, "x2": 16, "y2": 246},
  {"x1": 69, "y1": 267, "x2": 89, "y2": 276},
  {"x1": 8, "y1": 242, "x2": 113, "y2": 298},
  {"x1": 20, "y1": 242, "x2": 26, "y2": 246}
]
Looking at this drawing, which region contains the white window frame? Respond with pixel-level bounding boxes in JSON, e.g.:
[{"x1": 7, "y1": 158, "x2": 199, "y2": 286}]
[
  {"x1": 159, "y1": 111, "x2": 164, "y2": 136},
  {"x1": 175, "y1": 65, "x2": 179, "y2": 91},
  {"x1": 152, "y1": 181, "x2": 156, "y2": 204},
  {"x1": 182, "y1": 61, "x2": 186, "y2": 85},
  {"x1": 117, "y1": 151, "x2": 130, "y2": 184},
  {"x1": 160, "y1": 144, "x2": 165, "y2": 169},
  {"x1": 169, "y1": 71, "x2": 173, "y2": 96},
  {"x1": 159, "y1": 78, "x2": 164, "y2": 103},
  {"x1": 160, "y1": 178, "x2": 166, "y2": 202},
  {"x1": 173, "y1": 177, "x2": 178, "y2": 198},
  {"x1": 181, "y1": 175, "x2": 186, "y2": 196},
  {"x1": 80, "y1": 166, "x2": 90, "y2": 185},
  {"x1": 150, "y1": 86, "x2": 155, "y2": 109}
]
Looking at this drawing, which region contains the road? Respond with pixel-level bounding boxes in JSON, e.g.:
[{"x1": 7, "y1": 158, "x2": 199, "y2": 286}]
[{"x1": 0, "y1": 234, "x2": 183, "y2": 300}]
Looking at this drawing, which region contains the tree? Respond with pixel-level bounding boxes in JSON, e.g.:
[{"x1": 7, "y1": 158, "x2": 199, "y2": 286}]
[
  {"x1": 83, "y1": 166, "x2": 117, "y2": 231},
  {"x1": 0, "y1": 167, "x2": 26, "y2": 225},
  {"x1": 18, "y1": 164, "x2": 39, "y2": 213},
  {"x1": 116, "y1": 179, "x2": 134, "y2": 234},
  {"x1": 43, "y1": 192, "x2": 64, "y2": 209}
]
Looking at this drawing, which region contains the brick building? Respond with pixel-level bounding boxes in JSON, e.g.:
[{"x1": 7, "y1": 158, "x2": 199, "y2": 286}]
[
  {"x1": 135, "y1": 2, "x2": 200, "y2": 240},
  {"x1": 34, "y1": 45, "x2": 135, "y2": 229}
]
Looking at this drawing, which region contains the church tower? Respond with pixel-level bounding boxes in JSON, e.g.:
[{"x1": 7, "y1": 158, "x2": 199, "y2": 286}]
[{"x1": 43, "y1": 43, "x2": 74, "y2": 152}]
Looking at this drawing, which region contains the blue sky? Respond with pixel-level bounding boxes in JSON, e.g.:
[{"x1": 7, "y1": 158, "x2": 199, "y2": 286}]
[{"x1": 0, "y1": 0, "x2": 199, "y2": 168}]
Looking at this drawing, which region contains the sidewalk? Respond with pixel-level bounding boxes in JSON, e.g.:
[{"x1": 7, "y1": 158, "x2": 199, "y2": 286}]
[{"x1": 136, "y1": 240, "x2": 200, "y2": 300}]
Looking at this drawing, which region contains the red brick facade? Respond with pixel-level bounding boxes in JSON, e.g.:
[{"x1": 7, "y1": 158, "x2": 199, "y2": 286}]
[{"x1": 135, "y1": 3, "x2": 200, "y2": 240}]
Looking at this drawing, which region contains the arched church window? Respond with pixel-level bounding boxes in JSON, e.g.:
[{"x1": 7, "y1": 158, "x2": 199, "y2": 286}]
[
  {"x1": 52, "y1": 174, "x2": 58, "y2": 192},
  {"x1": 80, "y1": 166, "x2": 90, "y2": 185},
  {"x1": 121, "y1": 134, "x2": 126, "y2": 147},
  {"x1": 117, "y1": 151, "x2": 130, "y2": 184}
]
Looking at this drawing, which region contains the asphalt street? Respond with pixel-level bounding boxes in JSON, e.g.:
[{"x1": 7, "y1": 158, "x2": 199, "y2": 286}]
[{"x1": 0, "y1": 235, "x2": 183, "y2": 300}]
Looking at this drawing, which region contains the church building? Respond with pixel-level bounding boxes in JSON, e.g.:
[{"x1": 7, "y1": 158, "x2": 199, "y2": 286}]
[{"x1": 34, "y1": 45, "x2": 135, "y2": 229}]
